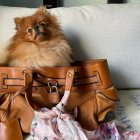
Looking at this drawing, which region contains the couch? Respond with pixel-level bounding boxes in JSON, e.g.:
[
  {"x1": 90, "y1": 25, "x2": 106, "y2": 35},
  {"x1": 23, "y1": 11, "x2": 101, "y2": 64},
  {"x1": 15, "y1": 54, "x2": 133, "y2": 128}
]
[{"x1": 0, "y1": 3, "x2": 140, "y2": 134}]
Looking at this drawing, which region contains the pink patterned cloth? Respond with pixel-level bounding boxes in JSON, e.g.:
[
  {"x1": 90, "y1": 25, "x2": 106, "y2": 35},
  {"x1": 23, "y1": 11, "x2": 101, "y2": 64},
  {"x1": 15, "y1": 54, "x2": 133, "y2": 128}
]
[{"x1": 30, "y1": 90, "x2": 140, "y2": 140}]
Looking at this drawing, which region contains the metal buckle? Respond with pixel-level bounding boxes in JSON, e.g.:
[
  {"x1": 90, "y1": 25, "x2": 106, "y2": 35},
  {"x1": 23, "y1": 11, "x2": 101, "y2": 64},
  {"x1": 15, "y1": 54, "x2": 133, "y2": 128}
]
[{"x1": 48, "y1": 80, "x2": 58, "y2": 93}]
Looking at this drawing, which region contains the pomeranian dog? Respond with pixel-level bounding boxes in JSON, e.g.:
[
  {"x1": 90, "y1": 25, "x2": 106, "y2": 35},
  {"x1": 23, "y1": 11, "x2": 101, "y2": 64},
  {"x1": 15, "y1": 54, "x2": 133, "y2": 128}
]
[{"x1": 7, "y1": 6, "x2": 73, "y2": 68}]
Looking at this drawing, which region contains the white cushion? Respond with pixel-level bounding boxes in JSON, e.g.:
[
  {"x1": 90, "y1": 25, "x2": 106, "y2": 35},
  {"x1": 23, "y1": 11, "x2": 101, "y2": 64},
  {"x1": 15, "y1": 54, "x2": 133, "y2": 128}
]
[
  {"x1": 0, "y1": 4, "x2": 140, "y2": 89},
  {"x1": 113, "y1": 89, "x2": 140, "y2": 131}
]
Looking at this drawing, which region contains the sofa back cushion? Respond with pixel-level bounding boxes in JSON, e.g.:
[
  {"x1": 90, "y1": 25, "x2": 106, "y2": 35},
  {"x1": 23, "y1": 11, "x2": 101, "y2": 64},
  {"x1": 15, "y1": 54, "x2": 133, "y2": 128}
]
[{"x1": 0, "y1": 4, "x2": 140, "y2": 89}]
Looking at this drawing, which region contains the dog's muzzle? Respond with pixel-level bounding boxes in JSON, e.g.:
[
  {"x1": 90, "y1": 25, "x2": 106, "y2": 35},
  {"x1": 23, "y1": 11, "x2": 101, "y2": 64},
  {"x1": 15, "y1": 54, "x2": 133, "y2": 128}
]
[{"x1": 34, "y1": 25, "x2": 41, "y2": 35}]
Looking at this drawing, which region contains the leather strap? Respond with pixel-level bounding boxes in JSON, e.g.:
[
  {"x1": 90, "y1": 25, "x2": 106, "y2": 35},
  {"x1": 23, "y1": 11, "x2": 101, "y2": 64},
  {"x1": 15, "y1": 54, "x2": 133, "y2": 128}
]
[
  {"x1": 23, "y1": 70, "x2": 37, "y2": 110},
  {"x1": 33, "y1": 71, "x2": 101, "y2": 86},
  {"x1": 57, "y1": 69, "x2": 75, "y2": 108},
  {"x1": 65, "y1": 69, "x2": 75, "y2": 91}
]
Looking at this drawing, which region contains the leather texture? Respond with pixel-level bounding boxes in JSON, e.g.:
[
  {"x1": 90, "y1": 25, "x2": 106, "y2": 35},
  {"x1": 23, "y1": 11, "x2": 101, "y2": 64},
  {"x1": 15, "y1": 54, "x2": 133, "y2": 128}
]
[
  {"x1": 0, "y1": 59, "x2": 118, "y2": 138},
  {"x1": 0, "y1": 118, "x2": 23, "y2": 140}
]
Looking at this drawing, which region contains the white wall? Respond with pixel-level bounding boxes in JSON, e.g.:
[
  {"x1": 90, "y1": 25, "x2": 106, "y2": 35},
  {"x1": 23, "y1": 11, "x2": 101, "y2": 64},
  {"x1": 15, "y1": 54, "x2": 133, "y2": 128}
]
[
  {"x1": 127, "y1": 0, "x2": 140, "y2": 3},
  {"x1": 61, "y1": 0, "x2": 107, "y2": 7}
]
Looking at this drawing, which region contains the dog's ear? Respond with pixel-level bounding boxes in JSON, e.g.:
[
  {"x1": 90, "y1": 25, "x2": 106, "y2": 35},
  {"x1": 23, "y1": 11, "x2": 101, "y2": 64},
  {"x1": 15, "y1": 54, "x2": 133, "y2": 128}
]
[
  {"x1": 14, "y1": 17, "x2": 22, "y2": 30},
  {"x1": 37, "y1": 6, "x2": 48, "y2": 14}
]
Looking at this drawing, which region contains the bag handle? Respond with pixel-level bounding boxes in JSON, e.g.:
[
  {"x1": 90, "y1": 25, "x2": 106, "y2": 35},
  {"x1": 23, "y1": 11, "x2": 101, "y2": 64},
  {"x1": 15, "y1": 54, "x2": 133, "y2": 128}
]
[
  {"x1": 56, "y1": 69, "x2": 75, "y2": 110},
  {"x1": 23, "y1": 70, "x2": 37, "y2": 110}
]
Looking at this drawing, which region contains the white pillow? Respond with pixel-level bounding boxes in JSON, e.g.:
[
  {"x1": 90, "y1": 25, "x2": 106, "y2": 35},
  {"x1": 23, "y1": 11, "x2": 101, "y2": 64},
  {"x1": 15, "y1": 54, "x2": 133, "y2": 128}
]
[{"x1": 0, "y1": 4, "x2": 140, "y2": 89}]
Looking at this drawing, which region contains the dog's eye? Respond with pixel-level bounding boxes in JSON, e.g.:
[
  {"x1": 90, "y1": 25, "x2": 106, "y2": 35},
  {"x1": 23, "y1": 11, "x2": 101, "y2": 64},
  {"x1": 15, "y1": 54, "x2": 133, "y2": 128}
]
[
  {"x1": 39, "y1": 22, "x2": 46, "y2": 26},
  {"x1": 27, "y1": 27, "x2": 32, "y2": 33}
]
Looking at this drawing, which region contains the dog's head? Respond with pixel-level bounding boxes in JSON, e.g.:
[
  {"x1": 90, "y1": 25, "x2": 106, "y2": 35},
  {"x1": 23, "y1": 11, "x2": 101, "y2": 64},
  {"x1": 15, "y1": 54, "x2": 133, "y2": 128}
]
[{"x1": 14, "y1": 6, "x2": 61, "y2": 43}]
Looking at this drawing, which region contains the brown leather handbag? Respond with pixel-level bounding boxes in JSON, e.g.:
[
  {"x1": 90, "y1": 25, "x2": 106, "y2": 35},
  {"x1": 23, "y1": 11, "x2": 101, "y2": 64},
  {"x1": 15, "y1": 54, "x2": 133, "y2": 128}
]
[{"x1": 0, "y1": 59, "x2": 118, "y2": 137}]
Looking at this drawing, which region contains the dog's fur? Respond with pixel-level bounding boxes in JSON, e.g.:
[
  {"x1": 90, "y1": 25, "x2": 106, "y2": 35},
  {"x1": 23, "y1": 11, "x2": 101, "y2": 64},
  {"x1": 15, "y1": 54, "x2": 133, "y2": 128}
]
[
  {"x1": 0, "y1": 47, "x2": 8, "y2": 65},
  {"x1": 7, "y1": 6, "x2": 73, "y2": 68}
]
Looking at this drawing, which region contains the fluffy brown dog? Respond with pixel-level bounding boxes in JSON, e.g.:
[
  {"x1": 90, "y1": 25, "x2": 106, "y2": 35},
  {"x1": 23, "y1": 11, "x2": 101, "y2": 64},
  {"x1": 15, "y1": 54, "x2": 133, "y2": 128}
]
[{"x1": 7, "y1": 6, "x2": 73, "y2": 68}]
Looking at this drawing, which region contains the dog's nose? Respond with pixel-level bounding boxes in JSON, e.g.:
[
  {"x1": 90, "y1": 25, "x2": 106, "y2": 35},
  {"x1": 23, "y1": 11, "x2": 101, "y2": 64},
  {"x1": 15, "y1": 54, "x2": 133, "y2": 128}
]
[
  {"x1": 34, "y1": 25, "x2": 41, "y2": 35},
  {"x1": 34, "y1": 25, "x2": 40, "y2": 31}
]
